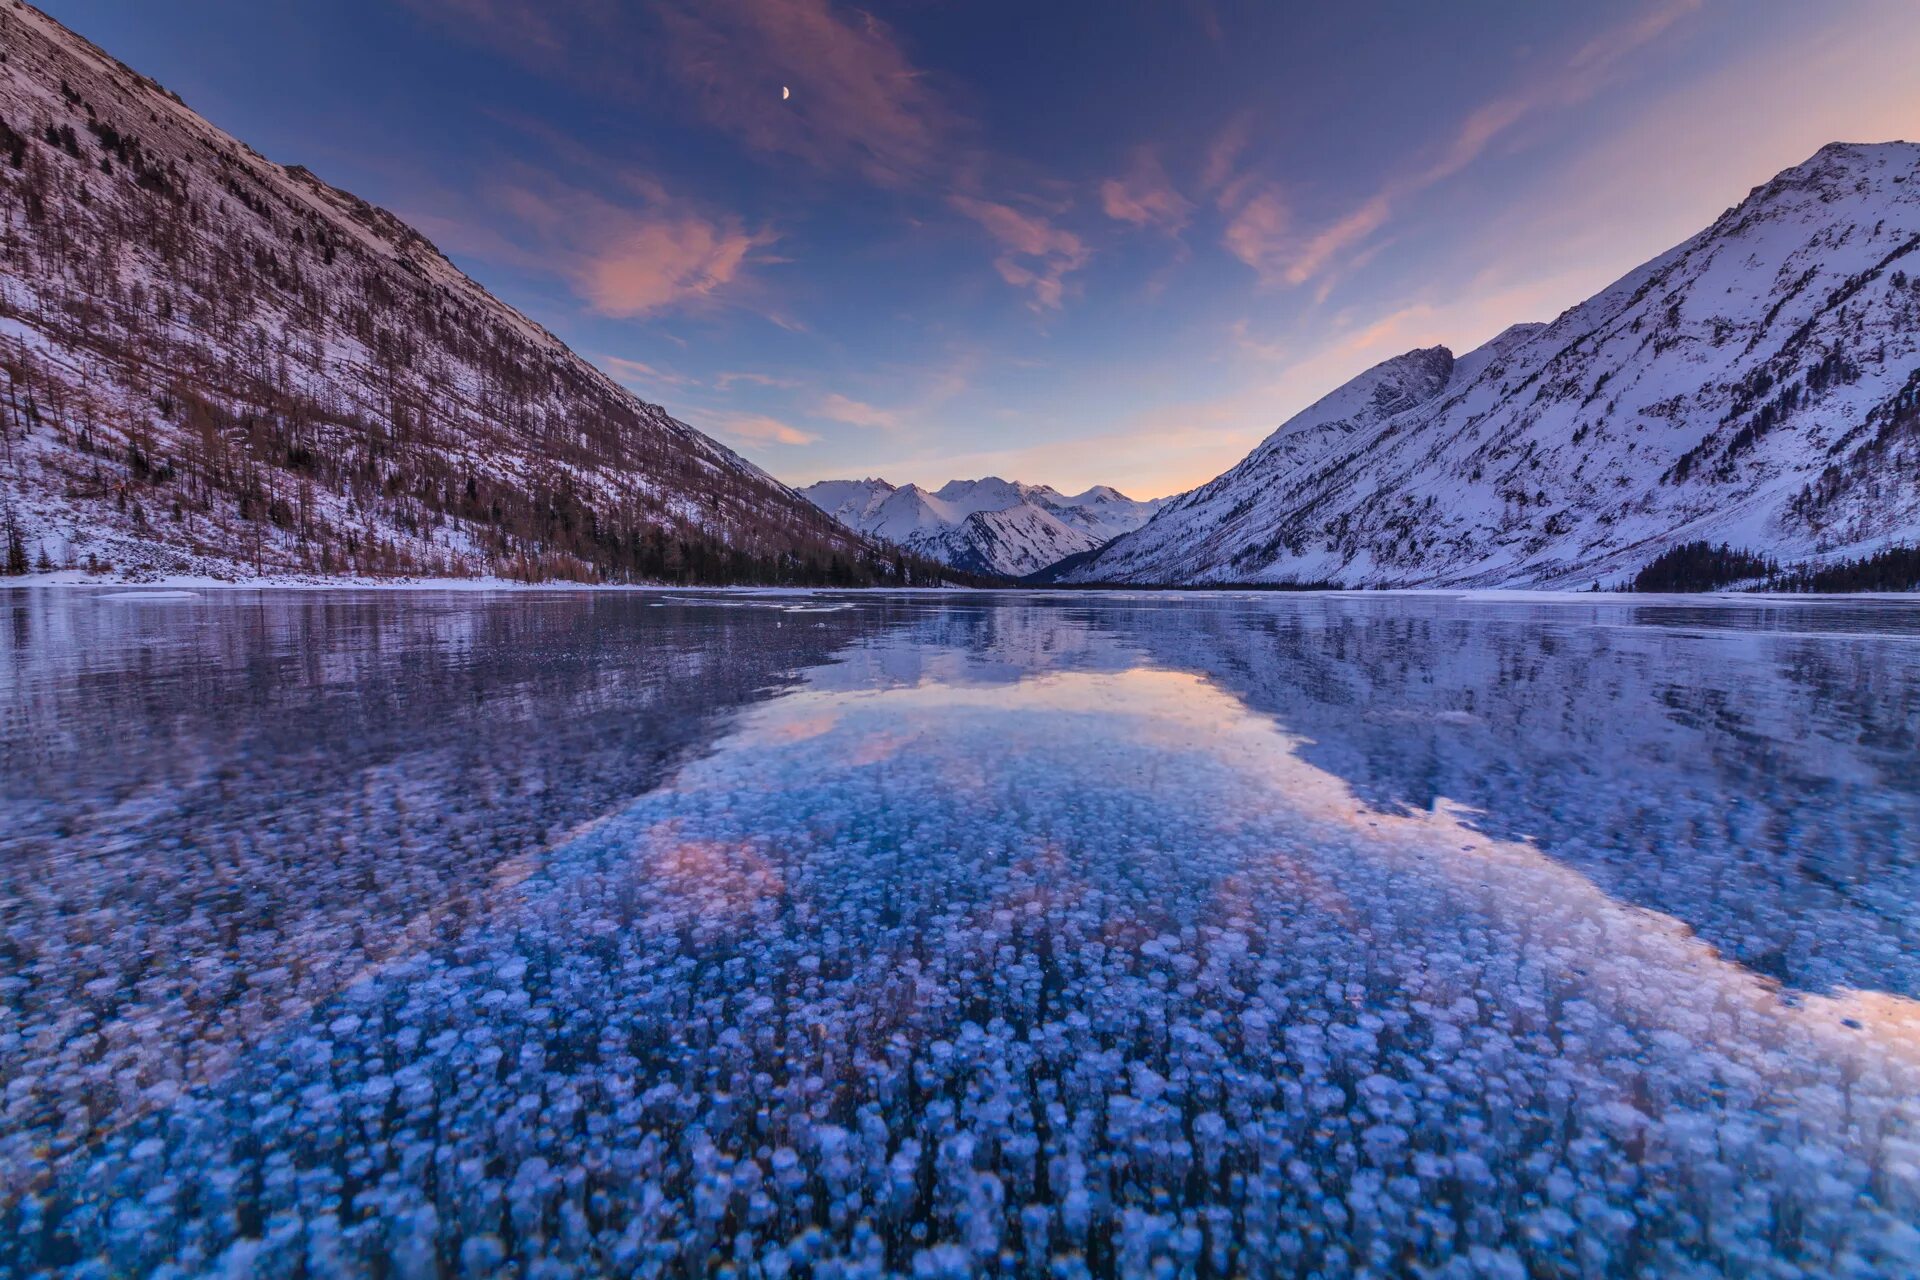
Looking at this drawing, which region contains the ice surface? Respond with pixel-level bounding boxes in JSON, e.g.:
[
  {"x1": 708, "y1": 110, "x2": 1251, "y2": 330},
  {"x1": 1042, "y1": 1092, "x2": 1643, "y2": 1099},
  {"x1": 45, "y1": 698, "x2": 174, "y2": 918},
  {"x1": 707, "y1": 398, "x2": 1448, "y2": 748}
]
[{"x1": 3, "y1": 589, "x2": 1918, "y2": 1276}]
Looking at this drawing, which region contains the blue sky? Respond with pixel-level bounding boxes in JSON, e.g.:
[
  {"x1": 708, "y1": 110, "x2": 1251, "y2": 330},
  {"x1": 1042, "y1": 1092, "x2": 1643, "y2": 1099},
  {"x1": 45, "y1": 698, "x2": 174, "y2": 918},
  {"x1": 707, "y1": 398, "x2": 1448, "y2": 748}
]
[{"x1": 40, "y1": 0, "x2": 1920, "y2": 498}]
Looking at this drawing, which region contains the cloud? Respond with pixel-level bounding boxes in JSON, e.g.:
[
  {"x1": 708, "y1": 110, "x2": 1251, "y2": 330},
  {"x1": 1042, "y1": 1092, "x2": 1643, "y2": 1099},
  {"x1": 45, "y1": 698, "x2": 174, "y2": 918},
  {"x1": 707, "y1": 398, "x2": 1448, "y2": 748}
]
[
  {"x1": 712, "y1": 413, "x2": 820, "y2": 446},
  {"x1": 1100, "y1": 149, "x2": 1193, "y2": 234},
  {"x1": 949, "y1": 195, "x2": 1091, "y2": 310},
  {"x1": 601, "y1": 356, "x2": 696, "y2": 389},
  {"x1": 716, "y1": 370, "x2": 804, "y2": 391},
  {"x1": 405, "y1": 0, "x2": 960, "y2": 190},
  {"x1": 1200, "y1": 113, "x2": 1254, "y2": 200},
  {"x1": 1211, "y1": 0, "x2": 1704, "y2": 289},
  {"x1": 578, "y1": 216, "x2": 775, "y2": 317},
  {"x1": 1278, "y1": 193, "x2": 1391, "y2": 286},
  {"x1": 431, "y1": 167, "x2": 779, "y2": 318},
  {"x1": 650, "y1": 0, "x2": 959, "y2": 189},
  {"x1": 407, "y1": 0, "x2": 1080, "y2": 313},
  {"x1": 1219, "y1": 187, "x2": 1293, "y2": 281},
  {"x1": 815, "y1": 393, "x2": 902, "y2": 430}
]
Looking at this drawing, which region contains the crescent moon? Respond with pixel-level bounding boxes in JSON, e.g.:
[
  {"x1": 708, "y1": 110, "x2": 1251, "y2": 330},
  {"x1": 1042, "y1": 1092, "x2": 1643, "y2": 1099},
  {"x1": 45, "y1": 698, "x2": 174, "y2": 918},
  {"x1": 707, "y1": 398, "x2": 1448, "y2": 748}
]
[{"x1": 781, "y1": 86, "x2": 790, "y2": 101}]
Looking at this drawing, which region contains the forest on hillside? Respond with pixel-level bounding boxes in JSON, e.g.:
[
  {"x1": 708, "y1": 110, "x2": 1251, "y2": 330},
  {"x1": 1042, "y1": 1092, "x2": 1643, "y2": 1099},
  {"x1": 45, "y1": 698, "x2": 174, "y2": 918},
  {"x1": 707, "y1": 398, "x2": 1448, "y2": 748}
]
[{"x1": 0, "y1": 17, "x2": 933, "y2": 586}]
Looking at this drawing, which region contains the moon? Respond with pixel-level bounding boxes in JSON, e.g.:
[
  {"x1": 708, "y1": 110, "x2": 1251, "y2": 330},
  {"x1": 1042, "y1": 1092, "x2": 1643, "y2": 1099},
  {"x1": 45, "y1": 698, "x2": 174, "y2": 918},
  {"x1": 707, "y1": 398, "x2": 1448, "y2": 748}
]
[{"x1": 781, "y1": 85, "x2": 790, "y2": 101}]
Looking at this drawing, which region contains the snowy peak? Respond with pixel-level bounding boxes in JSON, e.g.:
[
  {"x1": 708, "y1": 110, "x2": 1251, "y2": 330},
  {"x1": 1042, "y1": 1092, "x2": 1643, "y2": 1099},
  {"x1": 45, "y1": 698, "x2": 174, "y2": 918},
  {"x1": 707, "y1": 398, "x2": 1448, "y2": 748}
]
[
  {"x1": 797, "y1": 478, "x2": 897, "y2": 527},
  {"x1": 944, "y1": 504, "x2": 1088, "y2": 578},
  {"x1": 1068, "y1": 141, "x2": 1920, "y2": 588},
  {"x1": 1083, "y1": 344, "x2": 1458, "y2": 583},
  {"x1": 800, "y1": 475, "x2": 1168, "y2": 576},
  {"x1": 932, "y1": 476, "x2": 1036, "y2": 514},
  {"x1": 1241, "y1": 343, "x2": 1456, "y2": 479}
]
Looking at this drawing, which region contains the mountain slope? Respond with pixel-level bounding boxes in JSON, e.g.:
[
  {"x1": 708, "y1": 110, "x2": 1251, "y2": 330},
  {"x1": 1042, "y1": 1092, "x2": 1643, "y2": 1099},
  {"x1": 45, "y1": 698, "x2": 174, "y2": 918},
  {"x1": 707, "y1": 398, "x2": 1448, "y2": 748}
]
[
  {"x1": 800, "y1": 475, "x2": 1165, "y2": 576},
  {"x1": 1067, "y1": 142, "x2": 1920, "y2": 588},
  {"x1": 0, "y1": 3, "x2": 901, "y2": 585}
]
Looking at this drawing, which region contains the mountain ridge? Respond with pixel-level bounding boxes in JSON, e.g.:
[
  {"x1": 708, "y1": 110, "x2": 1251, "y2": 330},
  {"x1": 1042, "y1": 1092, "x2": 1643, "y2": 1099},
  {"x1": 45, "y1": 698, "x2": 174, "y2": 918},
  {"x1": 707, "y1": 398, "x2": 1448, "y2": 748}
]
[
  {"x1": 0, "y1": 1, "x2": 919, "y2": 585},
  {"x1": 800, "y1": 475, "x2": 1166, "y2": 577},
  {"x1": 1065, "y1": 141, "x2": 1920, "y2": 588}
]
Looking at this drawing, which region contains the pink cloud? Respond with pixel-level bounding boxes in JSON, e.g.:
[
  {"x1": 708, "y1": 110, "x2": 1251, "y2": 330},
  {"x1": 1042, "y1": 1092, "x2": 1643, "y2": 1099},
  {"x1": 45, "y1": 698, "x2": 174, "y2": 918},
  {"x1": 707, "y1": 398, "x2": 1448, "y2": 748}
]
[
  {"x1": 1201, "y1": 114, "x2": 1254, "y2": 198},
  {"x1": 580, "y1": 216, "x2": 774, "y2": 317},
  {"x1": 949, "y1": 195, "x2": 1091, "y2": 311},
  {"x1": 451, "y1": 168, "x2": 779, "y2": 318},
  {"x1": 407, "y1": 0, "x2": 1102, "y2": 315},
  {"x1": 650, "y1": 0, "x2": 958, "y2": 188},
  {"x1": 815, "y1": 393, "x2": 901, "y2": 429},
  {"x1": 1213, "y1": 0, "x2": 1704, "y2": 289},
  {"x1": 601, "y1": 355, "x2": 696, "y2": 389},
  {"x1": 1280, "y1": 193, "x2": 1391, "y2": 286},
  {"x1": 405, "y1": 0, "x2": 959, "y2": 190},
  {"x1": 1219, "y1": 187, "x2": 1291, "y2": 280},
  {"x1": 716, "y1": 370, "x2": 804, "y2": 390},
  {"x1": 1100, "y1": 149, "x2": 1193, "y2": 233},
  {"x1": 713, "y1": 413, "x2": 820, "y2": 446}
]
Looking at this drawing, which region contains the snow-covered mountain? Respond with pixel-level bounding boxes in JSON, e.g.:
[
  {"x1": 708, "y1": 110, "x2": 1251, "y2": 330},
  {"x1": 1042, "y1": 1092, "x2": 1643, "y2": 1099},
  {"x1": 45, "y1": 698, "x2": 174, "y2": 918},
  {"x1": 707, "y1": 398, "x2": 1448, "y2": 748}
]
[
  {"x1": 800, "y1": 476, "x2": 1166, "y2": 576},
  {"x1": 0, "y1": 4, "x2": 907, "y2": 585},
  {"x1": 1066, "y1": 142, "x2": 1920, "y2": 587}
]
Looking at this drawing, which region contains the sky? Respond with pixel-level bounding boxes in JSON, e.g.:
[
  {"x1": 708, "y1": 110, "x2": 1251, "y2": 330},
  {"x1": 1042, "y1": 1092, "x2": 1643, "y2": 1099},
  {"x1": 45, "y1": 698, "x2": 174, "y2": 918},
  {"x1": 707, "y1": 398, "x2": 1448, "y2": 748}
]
[{"x1": 39, "y1": 0, "x2": 1920, "y2": 499}]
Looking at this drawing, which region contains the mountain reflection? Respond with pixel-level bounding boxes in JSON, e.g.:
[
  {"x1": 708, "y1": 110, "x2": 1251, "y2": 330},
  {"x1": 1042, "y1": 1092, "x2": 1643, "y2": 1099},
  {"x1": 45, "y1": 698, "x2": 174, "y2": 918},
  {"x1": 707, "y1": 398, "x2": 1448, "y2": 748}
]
[
  {"x1": 3, "y1": 589, "x2": 1917, "y2": 1276},
  {"x1": 0, "y1": 590, "x2": 898, "y2": 1199},
  {"x1": 1081, "y1": 594, "x2": 1920, "y2": 999}
]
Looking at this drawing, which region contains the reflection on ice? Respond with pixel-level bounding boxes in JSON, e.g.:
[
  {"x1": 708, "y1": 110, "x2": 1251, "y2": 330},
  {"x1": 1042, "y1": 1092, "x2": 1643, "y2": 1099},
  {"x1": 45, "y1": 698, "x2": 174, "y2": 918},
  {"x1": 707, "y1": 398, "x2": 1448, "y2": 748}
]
[{"x1": 3, "y1": 590, "x2": 1919, "y2": 1276}]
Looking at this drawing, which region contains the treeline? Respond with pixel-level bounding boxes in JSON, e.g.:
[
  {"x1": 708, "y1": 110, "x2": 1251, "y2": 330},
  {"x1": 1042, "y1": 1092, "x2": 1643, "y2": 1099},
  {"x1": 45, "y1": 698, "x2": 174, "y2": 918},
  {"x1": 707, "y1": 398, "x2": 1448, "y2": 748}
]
[
  {"x1": 2, "y1": 504, "x2": 27, "y2": 574},
  {"x1": 1631, "y1": 542, "x2": 1777, "y2": 592},
  {"x1": 1770, "y1": 544, "x2": 1920, "y2": 593},
  {"x1": 1631, "y1": 540, "x2": 1920, "y2": 593}
]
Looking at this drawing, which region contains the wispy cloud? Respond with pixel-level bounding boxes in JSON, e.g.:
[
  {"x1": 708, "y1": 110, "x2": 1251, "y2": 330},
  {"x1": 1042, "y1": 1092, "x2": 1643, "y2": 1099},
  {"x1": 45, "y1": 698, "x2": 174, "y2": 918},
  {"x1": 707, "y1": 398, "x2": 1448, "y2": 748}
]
[
  {"x1": 1211, "y1": 0, "x2": 1703, "y2": 288},
  {"x1": 1219, "y1": 187, "x2": 1293, "y2": 281},
  {"x1": 1200, "y1": 113, "x2": 1254, "y2": 202},
  {"x1": 407, "y1": 0, "x2": 1108, "y2": 315},
  {"x1": 1100, "y1": 149, "x2": 1193, "y2": 234},
  {"x1": 579, "y1": 216, "x2": 776, "y2": 317},
  {"x1": 815, "y1": 393, "x2": 902, "y2": 430},
  {"x1": 949, "y1": 195, "x2": 1091, "y2": 311},
  {"x1": 652, "y1": 0, "x2": 961, "y2": 189},
  {"x1": 1277, "y1": 194, "x2": 1391, "y2": 287},
  {"x1": 712, "y1": 412, "x2": 820, "y2": 446},
  {"x1": 601, "y1": 355, "x2": 697, "y2": 390},
  {"x1": 403, "y1": 0, "x2": 959, "y2": 189},
  {"x1": 423, "y1": 166, "x2": 780, "y2": 319},
  {"x1": 716, "y1": 370, "x2": 804, "y2": 391}
]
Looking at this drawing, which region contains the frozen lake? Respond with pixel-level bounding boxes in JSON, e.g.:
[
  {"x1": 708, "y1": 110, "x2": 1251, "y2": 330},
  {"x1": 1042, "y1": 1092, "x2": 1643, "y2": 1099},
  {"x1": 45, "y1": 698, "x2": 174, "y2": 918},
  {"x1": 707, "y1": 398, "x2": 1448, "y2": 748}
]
[{"x1": 3, "y1": 588, "x2": 1919, "y2": 1277}]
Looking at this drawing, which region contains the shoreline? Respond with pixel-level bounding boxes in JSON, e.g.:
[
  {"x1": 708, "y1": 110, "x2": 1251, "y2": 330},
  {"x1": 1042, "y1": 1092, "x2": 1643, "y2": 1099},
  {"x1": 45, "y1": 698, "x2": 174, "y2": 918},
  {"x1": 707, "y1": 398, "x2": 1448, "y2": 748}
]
[{"x1": 6, "y1": 573, "x2": 1917, "y2": 604}]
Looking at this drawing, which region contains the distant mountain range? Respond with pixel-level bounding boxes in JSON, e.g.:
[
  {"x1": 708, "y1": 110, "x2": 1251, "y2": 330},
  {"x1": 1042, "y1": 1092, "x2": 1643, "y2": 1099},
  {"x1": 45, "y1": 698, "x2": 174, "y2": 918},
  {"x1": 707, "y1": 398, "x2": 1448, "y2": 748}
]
[
  {"x1": 1063, "y1": 141, "x2": 1920, "y2": 588},
  {"x1": 0, "y1": 3, "x2": 912, "y2": 585},
  {"x1": 800, "y1": 477, "x2": 1165, "y2": 577}
]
